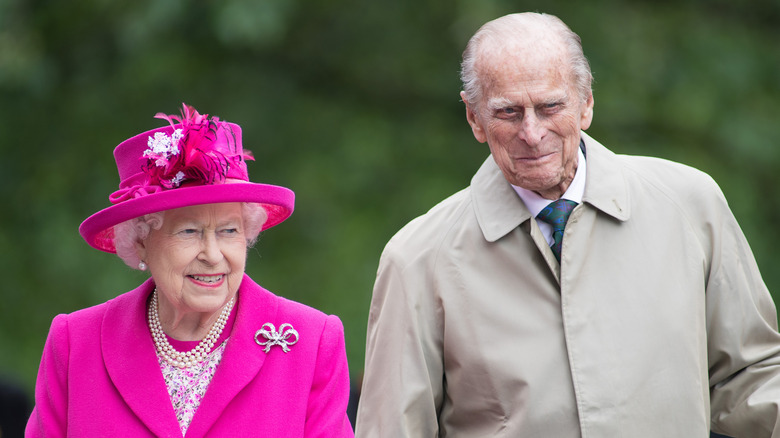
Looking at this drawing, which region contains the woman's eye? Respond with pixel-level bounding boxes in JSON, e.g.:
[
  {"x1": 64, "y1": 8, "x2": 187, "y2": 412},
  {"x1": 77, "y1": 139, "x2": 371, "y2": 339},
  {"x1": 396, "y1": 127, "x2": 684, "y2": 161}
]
[{"x1": 221, "y1": 228, "x2": 239, "y2": 234}]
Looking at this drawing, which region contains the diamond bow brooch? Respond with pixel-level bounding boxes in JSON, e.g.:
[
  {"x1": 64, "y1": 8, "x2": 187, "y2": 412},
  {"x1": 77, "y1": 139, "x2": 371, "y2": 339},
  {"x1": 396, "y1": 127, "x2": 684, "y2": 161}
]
[{"x1": 255, "y1": 323, "x2": 299, "y2": 353}]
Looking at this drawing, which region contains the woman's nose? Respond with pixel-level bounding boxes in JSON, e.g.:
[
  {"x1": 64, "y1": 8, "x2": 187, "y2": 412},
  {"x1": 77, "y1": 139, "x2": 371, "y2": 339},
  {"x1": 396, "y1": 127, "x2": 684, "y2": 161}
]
[{"x1": 198, "y1": 232, "x2": 223, "y2": 264}]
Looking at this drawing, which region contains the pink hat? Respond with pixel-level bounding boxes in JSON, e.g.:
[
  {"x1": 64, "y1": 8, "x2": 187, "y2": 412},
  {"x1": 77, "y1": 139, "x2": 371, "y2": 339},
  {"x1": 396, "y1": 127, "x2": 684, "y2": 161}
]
[{"x1": 80, "y1": 104, "x2": 294, "y2": 253}]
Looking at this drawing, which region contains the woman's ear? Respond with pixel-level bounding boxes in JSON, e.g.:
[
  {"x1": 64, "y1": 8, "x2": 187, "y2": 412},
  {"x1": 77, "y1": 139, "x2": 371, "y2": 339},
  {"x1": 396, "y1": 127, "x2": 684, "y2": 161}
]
[{"x1": 134, "y1": 238, "x2": 148, "y2": 265}]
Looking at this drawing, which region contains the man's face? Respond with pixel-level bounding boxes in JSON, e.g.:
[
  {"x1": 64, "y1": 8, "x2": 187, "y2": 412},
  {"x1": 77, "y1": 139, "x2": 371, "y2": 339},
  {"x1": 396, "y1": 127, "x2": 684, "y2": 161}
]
[{"x1": 463, "y1": 46, "x2": 593, "y2": 198}]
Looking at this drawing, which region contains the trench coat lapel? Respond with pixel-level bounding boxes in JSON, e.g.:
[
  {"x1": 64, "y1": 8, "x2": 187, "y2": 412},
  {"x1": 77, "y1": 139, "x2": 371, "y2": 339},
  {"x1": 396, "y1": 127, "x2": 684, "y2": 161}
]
[
  {"x1": 580, "y1": 131, "x2": 630, "y2": 222},
  {"x1": 472, "y1": 154, "x2": 563, "y2": 277},
  {"x1": 184, "y1": 274, "x2": 279, "y2": 436},
  {"x1": 102, "y1": 278, "x2": 182, "y2": 437},
  {"x1": 471, "y1": 155, "x2": 532, "y2": 243}
]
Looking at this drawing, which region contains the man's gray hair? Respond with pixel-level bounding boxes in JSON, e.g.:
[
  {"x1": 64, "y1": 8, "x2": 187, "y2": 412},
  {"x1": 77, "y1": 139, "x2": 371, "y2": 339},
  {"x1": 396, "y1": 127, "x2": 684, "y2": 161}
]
[{"x1": 460, "y1": 13, "x2": 593, "y2": 109}]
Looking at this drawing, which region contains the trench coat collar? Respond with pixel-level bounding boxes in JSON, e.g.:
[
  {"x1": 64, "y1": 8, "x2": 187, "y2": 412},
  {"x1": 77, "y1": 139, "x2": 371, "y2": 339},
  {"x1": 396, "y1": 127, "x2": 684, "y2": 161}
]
[
  {"x1": 472, "y1": 131, "x2": 630, "y2": 243},
  {"x1": 102, "y1": 274, "x2": 278, "y2": 436}
]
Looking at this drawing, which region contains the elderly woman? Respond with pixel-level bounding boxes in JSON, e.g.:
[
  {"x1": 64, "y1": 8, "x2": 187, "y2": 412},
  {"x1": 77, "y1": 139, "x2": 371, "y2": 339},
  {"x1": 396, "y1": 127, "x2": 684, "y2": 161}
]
[{"x1": 26, "y1": 104, "x2": 354, "y2": 437}]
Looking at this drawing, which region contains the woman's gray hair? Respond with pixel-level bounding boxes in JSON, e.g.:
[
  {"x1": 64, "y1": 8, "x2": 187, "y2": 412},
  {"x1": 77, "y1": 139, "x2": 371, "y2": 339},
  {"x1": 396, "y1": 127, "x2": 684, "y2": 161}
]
[
  {"x1": 460, "y1": 13, "x2": 593, "y2": 109},
  {"x1": 114, "y1": 203, "x2": 269, "y2": 269}
]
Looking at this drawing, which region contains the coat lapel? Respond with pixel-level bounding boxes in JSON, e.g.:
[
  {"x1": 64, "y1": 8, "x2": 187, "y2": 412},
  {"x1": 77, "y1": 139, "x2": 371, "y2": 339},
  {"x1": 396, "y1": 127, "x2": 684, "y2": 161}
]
[
  {"x1": 184, "y1": 274, "x2": 280, "y2": 437},
  {"x1": 580, "y1": 131, "x2": 631, "y2": 222},
  {"x1": 471, "y1": 154, "x2": 533, "y2": 243},
  {"x1": 102, "y1": 278, "x2": 183, "y2": 437}
]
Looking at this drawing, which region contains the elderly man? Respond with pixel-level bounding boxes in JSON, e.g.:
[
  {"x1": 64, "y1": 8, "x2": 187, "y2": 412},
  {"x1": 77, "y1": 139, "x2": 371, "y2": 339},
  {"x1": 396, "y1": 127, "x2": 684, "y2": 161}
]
[{"x1": 355, "y1": 12, "x2": 780, "y2": 437}]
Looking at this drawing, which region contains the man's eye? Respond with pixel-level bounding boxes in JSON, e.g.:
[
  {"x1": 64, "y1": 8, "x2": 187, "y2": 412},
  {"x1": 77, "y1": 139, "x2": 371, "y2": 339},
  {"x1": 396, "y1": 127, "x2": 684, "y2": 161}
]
[{"x1": 496, "y1": 107, "x2": 517, "y2": 118}]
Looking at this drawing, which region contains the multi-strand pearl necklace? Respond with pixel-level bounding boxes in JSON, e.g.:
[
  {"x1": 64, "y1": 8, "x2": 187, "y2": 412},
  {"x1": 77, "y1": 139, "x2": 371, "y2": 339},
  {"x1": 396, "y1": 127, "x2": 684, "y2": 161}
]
[{"x1": 148, "y1": 289, "x2": 235, "y2": 368}]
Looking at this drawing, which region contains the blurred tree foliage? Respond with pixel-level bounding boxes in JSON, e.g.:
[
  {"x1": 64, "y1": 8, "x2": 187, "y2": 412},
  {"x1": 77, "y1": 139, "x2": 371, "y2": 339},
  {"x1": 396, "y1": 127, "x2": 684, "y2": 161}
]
[{"x1": 1, "y1": 0, "x2": 779, "y2": 399}]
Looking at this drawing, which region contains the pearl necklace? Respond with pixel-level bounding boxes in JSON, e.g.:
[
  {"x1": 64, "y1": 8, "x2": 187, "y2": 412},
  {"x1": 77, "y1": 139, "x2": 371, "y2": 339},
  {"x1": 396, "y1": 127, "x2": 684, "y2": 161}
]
[{"x1": 148, "y1": 289, "x2": 235, "y2": 368}]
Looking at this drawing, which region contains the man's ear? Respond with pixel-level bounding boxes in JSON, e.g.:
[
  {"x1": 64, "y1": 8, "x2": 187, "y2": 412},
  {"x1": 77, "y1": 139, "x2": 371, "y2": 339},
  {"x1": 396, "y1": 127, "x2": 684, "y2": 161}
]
[
  {"x1": 580, "y1": 92, "x2": 594, "y2": 130},
  {"x1": 461, "y1": 91, "x2": 487, "y2": 143}
]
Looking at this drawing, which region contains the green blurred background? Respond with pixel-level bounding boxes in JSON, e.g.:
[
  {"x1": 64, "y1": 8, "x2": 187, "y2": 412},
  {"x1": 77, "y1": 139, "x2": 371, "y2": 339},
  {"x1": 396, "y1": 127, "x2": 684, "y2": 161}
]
[{"x1": 2, "y1": 0, "x2": 779, "y2": 405}]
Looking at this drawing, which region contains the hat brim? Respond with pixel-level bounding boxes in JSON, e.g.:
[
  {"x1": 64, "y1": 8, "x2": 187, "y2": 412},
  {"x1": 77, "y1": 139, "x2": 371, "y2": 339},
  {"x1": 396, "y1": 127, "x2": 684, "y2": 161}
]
[{"x1": 79, "y1": 182, "x2": 294, "y2": 253}]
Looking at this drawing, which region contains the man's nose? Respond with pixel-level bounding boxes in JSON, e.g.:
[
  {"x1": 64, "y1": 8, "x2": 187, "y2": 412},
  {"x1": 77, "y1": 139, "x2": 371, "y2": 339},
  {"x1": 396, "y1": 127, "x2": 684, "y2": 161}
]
[{"x1": 518, "y1": 110, "x2": 544, "y2": 145}]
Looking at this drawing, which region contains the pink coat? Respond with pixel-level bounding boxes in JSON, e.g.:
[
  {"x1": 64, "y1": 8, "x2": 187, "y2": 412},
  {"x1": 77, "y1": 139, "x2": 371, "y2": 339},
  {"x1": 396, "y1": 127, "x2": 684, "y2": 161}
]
[{"x1": 26, "y1": 275, "x2": 355, "y2": 437}]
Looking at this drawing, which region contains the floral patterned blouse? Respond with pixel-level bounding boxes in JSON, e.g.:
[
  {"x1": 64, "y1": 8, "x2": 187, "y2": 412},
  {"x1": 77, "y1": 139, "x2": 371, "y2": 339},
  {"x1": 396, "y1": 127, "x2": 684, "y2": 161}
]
[{"x1": 154, "y1": 305, "x2": 237, "y2": 436}]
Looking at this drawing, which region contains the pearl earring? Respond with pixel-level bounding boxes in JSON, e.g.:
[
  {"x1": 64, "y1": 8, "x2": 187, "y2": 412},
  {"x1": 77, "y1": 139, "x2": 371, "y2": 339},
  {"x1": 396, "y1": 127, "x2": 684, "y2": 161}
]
[{"x1": 138, "y1": 261, "x2": 147, "y2": 271}]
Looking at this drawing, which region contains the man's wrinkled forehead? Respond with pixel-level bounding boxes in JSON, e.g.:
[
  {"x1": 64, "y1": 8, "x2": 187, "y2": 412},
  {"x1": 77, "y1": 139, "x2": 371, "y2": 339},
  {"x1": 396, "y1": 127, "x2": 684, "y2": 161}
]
[
  {"x1": 478, "y1": 29, "x2": 566, "y2": 70},
  {"x1": 477, "y1": 43, "x2": 570, "y2": 88}
]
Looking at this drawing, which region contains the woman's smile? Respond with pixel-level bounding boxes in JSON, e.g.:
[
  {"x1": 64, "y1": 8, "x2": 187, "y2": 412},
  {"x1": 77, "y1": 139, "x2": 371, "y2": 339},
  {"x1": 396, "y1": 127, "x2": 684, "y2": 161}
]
[{"x1": 188, "y1": 274, "x2": 226, "y2": 287}]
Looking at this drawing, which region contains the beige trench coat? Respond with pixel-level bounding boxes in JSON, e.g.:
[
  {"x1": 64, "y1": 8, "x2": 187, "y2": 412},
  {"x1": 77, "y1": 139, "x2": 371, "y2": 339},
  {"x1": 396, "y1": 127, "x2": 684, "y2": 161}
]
[{"x1": 356, "y1": 132, "x2": 780, "y2": 437}]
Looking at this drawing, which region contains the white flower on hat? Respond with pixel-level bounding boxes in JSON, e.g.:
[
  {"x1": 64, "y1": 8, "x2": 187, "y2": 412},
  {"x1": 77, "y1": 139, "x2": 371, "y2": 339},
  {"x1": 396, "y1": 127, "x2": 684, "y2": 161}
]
[{"x1": 144, "y1": 129, "x2": 183, "y2": 167}]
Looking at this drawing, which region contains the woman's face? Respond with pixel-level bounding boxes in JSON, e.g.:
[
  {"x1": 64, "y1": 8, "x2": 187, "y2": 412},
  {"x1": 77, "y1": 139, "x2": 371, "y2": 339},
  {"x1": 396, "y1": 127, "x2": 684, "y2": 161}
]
[{"x1": 136, "y1": 203, "x2": 247, "y2": 317}]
